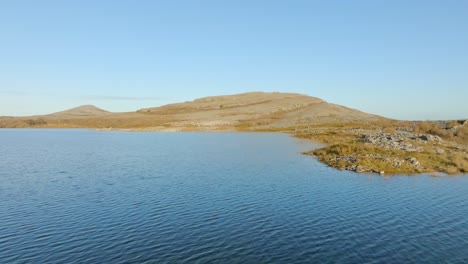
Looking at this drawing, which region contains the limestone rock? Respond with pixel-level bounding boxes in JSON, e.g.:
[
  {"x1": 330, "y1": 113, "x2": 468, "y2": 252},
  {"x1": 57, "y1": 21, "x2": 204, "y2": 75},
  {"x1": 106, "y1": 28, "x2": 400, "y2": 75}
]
[
  {"x1": 406, "y1": 157, "x2": 421, "y2": 167},
  {"x1": 361, "y1": 133, "x2": 424, "y2": 152},
  {"x1": 419, "y1": 134, "x2": 441, "y2": 142}
]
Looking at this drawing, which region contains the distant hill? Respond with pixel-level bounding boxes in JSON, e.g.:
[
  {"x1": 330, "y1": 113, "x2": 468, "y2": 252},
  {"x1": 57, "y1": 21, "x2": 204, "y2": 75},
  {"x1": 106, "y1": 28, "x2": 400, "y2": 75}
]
[
  {"x1": 137, "y1": 92, "x2": 383, "y2": 128},
  {"x1": 0, "y1": 92, "x2": 386, "y2": 130},
  {"x1": 47, "y1": 105, "x2": 111, "y2": 118}
]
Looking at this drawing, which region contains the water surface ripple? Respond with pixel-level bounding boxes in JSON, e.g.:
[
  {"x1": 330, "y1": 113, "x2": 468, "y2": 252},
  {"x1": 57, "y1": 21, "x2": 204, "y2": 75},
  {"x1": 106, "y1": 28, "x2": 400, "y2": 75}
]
[{"x1": 0, "y1": 129, "x2": 467, "y2": 263}]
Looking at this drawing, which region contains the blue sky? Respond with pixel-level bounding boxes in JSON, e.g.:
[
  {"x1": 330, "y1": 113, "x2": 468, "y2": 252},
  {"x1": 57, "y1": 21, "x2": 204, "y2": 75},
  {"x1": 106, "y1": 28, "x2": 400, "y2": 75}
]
[{"x1": 0, "y1": 0, "x2": 467, "y2": 120}]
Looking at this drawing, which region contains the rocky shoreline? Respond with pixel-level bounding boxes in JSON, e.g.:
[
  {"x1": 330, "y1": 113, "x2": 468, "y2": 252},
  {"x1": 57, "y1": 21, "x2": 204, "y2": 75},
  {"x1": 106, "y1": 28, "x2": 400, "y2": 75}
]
[{"x1": 301, "y1": 122, "x2": 468, "y2": 175}]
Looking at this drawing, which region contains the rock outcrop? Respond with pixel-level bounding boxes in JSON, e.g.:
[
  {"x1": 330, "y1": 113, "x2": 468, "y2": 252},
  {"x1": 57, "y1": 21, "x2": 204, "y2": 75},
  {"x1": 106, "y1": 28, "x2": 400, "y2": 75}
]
[{"x1": 360, "y1": 132, "x2": 443, "y2": 152}]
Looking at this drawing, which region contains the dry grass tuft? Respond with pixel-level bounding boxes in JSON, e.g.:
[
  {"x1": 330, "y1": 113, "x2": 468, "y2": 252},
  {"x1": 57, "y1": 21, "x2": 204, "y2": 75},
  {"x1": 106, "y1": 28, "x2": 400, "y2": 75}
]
[{"x1": 383, "y1": 127, "x2": 397, "y2": 134}]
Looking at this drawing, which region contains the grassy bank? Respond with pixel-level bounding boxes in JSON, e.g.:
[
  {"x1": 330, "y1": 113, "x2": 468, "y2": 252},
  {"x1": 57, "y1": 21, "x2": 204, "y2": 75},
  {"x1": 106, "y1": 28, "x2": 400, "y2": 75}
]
[{"x1": 293, "y1": 121, "x2": 468, "y2": 175}]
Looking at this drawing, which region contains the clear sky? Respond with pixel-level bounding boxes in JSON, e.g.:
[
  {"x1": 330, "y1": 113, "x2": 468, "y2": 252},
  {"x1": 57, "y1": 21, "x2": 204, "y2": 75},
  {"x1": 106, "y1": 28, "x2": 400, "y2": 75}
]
[{"x1": 0, "y1": 0, "x2": 467, "y2": 120}]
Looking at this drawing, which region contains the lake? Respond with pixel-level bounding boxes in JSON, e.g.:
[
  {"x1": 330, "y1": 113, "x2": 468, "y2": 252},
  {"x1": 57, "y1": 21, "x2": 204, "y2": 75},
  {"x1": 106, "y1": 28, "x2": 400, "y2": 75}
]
[{"x1": 0, "y1": 129, "x2": 467, "y2": 263}]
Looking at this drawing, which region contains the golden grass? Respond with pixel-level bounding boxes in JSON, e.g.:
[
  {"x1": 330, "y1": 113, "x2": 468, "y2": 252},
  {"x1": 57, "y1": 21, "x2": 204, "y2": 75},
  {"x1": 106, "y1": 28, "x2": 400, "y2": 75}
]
[
  {"x1": 382, "y1": 127, "x2": 397, "y2": 134},
  {"x1": 295, "y1": 122, "x2": 468, "y2": 175}
]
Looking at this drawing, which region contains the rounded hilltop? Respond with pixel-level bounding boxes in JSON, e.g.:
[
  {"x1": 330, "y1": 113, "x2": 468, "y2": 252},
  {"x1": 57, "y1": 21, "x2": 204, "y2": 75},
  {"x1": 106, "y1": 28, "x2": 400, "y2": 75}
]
[
  {"x1": 136, "y1": 91, "x2": 382, "y2": 128},
  {"x1": 47, "y1": 105, "x2": 111, "y2": 118}
]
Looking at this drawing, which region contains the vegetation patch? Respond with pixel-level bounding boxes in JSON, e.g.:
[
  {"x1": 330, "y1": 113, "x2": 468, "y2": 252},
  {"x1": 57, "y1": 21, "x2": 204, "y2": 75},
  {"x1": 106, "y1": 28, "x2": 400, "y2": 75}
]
[{"x1": 295, "y1": 121, "x2": 468, "y2": 175}]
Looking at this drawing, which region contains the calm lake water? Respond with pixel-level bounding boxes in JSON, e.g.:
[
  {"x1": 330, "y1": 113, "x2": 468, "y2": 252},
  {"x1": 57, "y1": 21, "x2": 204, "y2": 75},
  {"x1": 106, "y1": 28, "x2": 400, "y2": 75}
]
[{"x1": 0, "y1": 129, "x2": 467, "y2": 263}]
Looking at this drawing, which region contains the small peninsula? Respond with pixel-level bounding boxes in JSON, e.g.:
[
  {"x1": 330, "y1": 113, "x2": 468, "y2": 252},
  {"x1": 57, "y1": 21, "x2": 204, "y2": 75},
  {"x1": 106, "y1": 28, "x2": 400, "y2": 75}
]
[{"x1": 1, "y1": 92, "x2": 466, "y2": 175}]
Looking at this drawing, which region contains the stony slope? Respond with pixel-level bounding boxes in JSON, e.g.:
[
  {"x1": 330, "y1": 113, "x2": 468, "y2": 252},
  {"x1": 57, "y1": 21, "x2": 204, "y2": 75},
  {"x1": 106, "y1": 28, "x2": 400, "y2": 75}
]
[
  {"x1": 136, "y1": 92, "x2": 384, "y2": 129},
  {"x1": 0, "y1": 92, "x2": 386, "y2": 129},
  {"x1": 139, "y1": 92, "x2": 323, "y2": 114}
]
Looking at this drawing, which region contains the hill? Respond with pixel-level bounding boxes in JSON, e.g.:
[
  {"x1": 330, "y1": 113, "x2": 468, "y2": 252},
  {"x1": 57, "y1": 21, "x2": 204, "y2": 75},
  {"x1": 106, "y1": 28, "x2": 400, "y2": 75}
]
[
  {"x1": 136, "y1": 92, "x2": 383, "y2": 129},
  {"x1": 47, "y1": 105, "x2": 111, "y2": 118},
  {"x1": 0, "y1": 92, "x2": 385, "y2": 129}
]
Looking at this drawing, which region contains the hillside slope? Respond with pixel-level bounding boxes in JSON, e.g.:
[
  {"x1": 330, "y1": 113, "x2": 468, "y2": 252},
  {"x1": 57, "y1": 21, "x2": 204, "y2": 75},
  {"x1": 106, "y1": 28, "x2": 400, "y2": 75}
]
[
  {"x1": 137, "y1": 92, "x2": 383, "y2": 129},
  {"x1": 0, "y1": 92, "x2": 386, "y2": 130}
]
